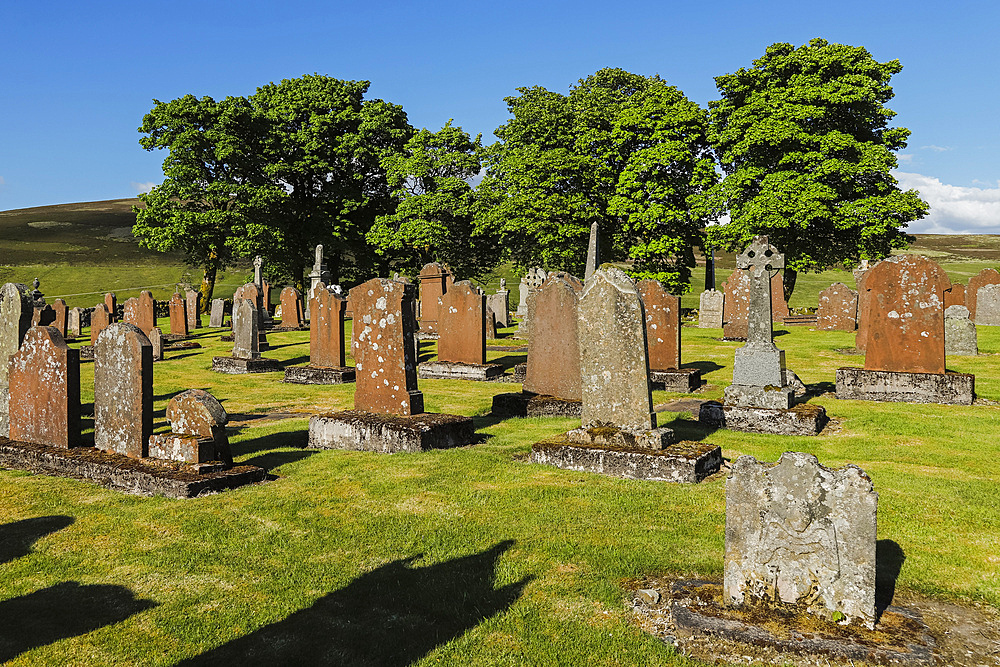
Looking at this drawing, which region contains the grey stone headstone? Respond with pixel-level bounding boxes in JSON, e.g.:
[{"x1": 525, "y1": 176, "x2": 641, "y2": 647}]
[
  {"x1": 149, "y1": 326, "x2": 164, "y2": 361},
  {"x1": 945, "y1": 304, "x2": 978, "y2": 355},
  {"x1": 232, "y1": 299, "x2": 260, "y2": 360},
  {"x1": 0, "y1": 282, "x2": 33, "y2": 437},
  {"x1": 209, "y1": 299, "x2": 226, "y2": 327},
  {"x1": 699, "y1": 289, "x2": 723, "y2": 328},
  {"x1": 584, "y1": 221, "x2": 600, "y2": 281},
  {"x1": 975, "y1": 284, "x2": 1000, "y2": 326},
  {"x1": 517, "y1": 268, "x2": 547, "y2": 333},
  {"x1": 68, "y1": 307, "x2": 83, "y2": 337},
  {"x1": 725, "y1": 452, "x2": 877, "y2": 628},
  {"x1": 578, "y1": 267, "x2": 655, "y2": 431},
  {"x1": 486, "y1": 290, "x2": 510, "y2": 328}
]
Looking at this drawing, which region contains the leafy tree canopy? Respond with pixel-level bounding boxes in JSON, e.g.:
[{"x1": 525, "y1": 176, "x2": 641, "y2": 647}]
[{"x1": 706, "y1": 38, "x2": 928, "y2": 298}]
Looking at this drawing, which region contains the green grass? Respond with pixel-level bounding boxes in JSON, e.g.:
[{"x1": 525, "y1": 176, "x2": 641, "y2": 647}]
[{"x1": 2, "y1": 315, "x2": 999, "y2": 665}]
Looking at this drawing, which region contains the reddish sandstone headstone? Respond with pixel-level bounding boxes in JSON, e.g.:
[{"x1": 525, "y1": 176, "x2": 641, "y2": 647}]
[
  {"x1": 523, "y1": 272, "x2": 584, "y2": 400},
  {"x1": 310, "y1": 283, "x2": 347, "y2": 368},
  {"x1": 723, "y1": 270, "x2": 751, "y2": 340},
  {"x1": 637, "y1": 279, "x2": 681, "y2": 371},
  {"x1": 945, "y1": 283, "x2": 966, "y2": 309},
  {"x1": 261, "y1": 280, "x2": 272, "y2": 315},
  {"x1": 8, "y1": 326, "x2": 81, "y2": 448},
  {"x1": 350, "y1": 278, "x2": 423, "y2": 415},
  {"x1": 156, "y1": 388, "x2": 231, "y2": 464},
  {"x1": 817, "y1": 283, "x2": 858, "y2": 331},
  {"x1": 51, "y1": 299, "x2": 69, "y2": 337},
  {"x1": 437, "y1": 281, "x2": 487, "y2": 365},
  {"x1": 855, "y1": 267, "x2": 872, "y2": 352},
  {"x1": 31, "y1": 305, "x2": 55, "y2": 327},
  {"x1": 185, "y1": 289, "x2": 201, "y2": 330},
  {"x1": 137, "y1": 291, "x2": 157, "y2": 334},
  {"x1": 967, "y1": 269, "x2": 1000, "y2": 321},
  {"x1": 94, "y1": 323, "x2": 153, "y2": 458},
  {"x1": 90, "y1": 304, "x2": 111, "y2": 346},
  {"x1": 169, "y1": 293, "x2": 188, "y2": 336},
  {"x1": 418, "y1": 262, "x2": 451, "y2": 332},
  {"x1": 280, "y1": 287, "x2": 304, "y2": 328},
  {"x1": 771, "y1": 272, "x2": 790, "y2": 321},
  {"x1": 104, "y1": 293, "x2": 117, "y2": 322},
  {"x1": 863, "y1": 255, "x2": 948, "y2": 375}
]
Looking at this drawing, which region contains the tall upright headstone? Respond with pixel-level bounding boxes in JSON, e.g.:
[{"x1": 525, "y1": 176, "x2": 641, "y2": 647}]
[
  {"x1": 0, "y1": 283, "x2": 35, "y2": 437},
  {"x1": 68, "y1": 307, "x2": 84, "y2": 337},
  {"x1": 351, "y1": 278, "x2": 423, "y2": 415},
  {"x1": 168, "y1": 293, "x2": 188, "y2": 336},
  {"x1": 51, "y1": 298, "x2": 69, "y2": 337},
  {"x1": 437, "y1": 281, "x2": 487, "y2": 365},
  {"x1": 8, "y1": 326, "x2": 81, "y2": 448},
  {"x1": 817, "y1": 283, "x2": 858, "y2": 331},
  {"x1": 637, "y1": 280, "x2": 681, "y2": 371},
  {"x1": 279, "y1": 287, "x2": 304, "y2": 328},
  {"x1": 232, "y1": 299, "x2": 260, "y2": 360},
  {"x1": 517, "y1": 267, "x2": 548, "y2": 336},
  {"x1": 967, "y1": 268, "x2": 1000, "y2": 322},
  {"x1": 306, "y1": 244, "x2": 332, "y2": 320},
  {"x1": 976, "y1": 283, "x2": 1000, "y2": 326},
  {"x1": 699, "y1": 289, "x2": 724, "y2": 328},
  {"x1": 584, "y1": 221, "x2": 600, "y2": 281},
  {"x1": 770, "y1": 271, "x2": 789, "y2": 321},
  {"x1": 90, "y1": 304, "x2": 111, "y2": 346},
  {"x1": 854, "y1": 263, "x2": 873, "y2": 352},
  {"x1": 726, "y1": 452, "x2": 877, "y2": 628},
  {"x1": 722, "y1": 270, "x2": 750, "y2": 340},
  {"x1": 523, "y1": 273, "x2": 584, "y2": 401},
  {"x1": 418, "y1": 262, "x2": 451, "y2": 333},
  {"x1": 185, "y1": 289, "x2": 202, "y2": 330},
  {"x1": 94, "y1": 323, "x2": 153, "y2": 458},
  {"x1": 125, "y1": 291, "x2": 157, "y2": 335},
  {"x1": 310, "y1": 283, "x2": 347, "y2": 368},
  {"x1": 945, "y1": 305, "x2": 978, "y2": 355},
  {"x1": 104, "y1": 293, "x2": 117, "y2": 322},
  {"x1": 209, "y1": 299, "x2": 225, "y2": 327},
  {"x1": 149, "y1": 326, "x2": 164, "y2": 362},
  {"x1": 486, "y1": 280, "x2": 511, "y2": 328}
]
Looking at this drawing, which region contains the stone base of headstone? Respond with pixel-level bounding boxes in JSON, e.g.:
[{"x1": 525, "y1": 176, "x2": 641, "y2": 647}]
[
  {"x1": 0, "y1": 437, "x2": 265, "y2": 498},
  {"x1": 724, "y1": 383, "x2": 794, "y2": 409},
  {"x1": 148, "y1": 434, "x2": 217, "y2": 464},
  {"x1": 781, "y1": 314, "x2": 819, "y2": 326},
  {"x1": 649, "y1": 368, "x2": 702, "y2": 393},
  {"x1": 163, "y1": 333, "x2": 187, "y2": 343},
  {"x1": 211, "y1": 356, "x2": 283, "y2": 374},
  {"x1": 698, "y1": 401, "x2": 827, "y2": 436},
  {"x1": 530, "y1": 435, "x2": 721, "y2": 483},
  {"x1": 415, "y1": 330, "x2": 440, "y2": 341},
  {"x1": 417, "y1": 361, "x2": 504, "y2": 381},
  {"x1": 283, "y1": 365, "x2": 356, "y2": 385},
  {"x1": 835, "y1": 367, "x2": 975, "y2": 405},
  {"x1": 307, "y1": 410, "x2": 474, "y2": 453},
  {"x1": 565, "y1": 425, "x2": 675, "y2": 449},
  {"x1": 220, "y1": 334, "x2": 234, "y2": 342},
  {"x1": 79, "y1": 345, "x2": 95, "y2": 360},
  {"x1": 269, "y1": 325, "x2": 310, "y2": 332},
  {"x1": 491, "y1": 392, "x2": 582, "y2": 418},
  {"x1": 513, "y1": 363, "x2": 526, "y2": 382},
  {"x1": 164, "y1": 341, "x2": 202, "y2": 352}
]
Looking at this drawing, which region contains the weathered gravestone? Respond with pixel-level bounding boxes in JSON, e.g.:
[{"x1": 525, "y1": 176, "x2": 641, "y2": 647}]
[
  {"x1": 168, "y1": 293, "x2": 188, "y2": 336},
  {"x1": 638, "y1": 279, "x2": 700, "y2": 392},
  {"x1": 94, "y1": 323, "x2": 153, "y2": 458},
  {"x1": 51, "y1": 299, "x2": 69, "y2": 337},
  {"x1": 854, "y1": 264, "x2": 873, "y2": 352},
  {"x1": 945, "y1": 305, "x2": 978, "y2": 356},
  {"x1": 700, "y1": 237, "x2": 827, "y2": 435},
  {"x1": 233, "y1": 283, "x2": 268, "y2": 350},
  {"x1": 307, "y1": 278, "x2": 473, "y2": 452},
  {"x1": 104, "y1": 293, "x2": 117, "y2": 322},
  {"x1": 975, "y1": 283, "x2": 1000, "y2": 326},
  {"x1": 185, "y1": 289, "x2": 201, "y2": 330},
  {"x1": 284, "y1": 283, "x2": 355, "y2": 384},
  {"x1": 306, "y1": 244, "x2": 332, "y2": 320},
  {"x1": 419, "y1": 281, "x2": 502, "y2": 381},
  {"x1": 137, "y1": 291, "x2": 157, "y2": 334},
  {"x1": 68, "y1": 307, "x2": 84, "y2": 338},
  {"x1": 418, "y1": 262, "x2": 451, "y2": 334},
  {"x1": 770, "y1": 272, "x2": 789, "y2": 321},
  {"x1": 516, "y1": 267, "x2": 547, "y2": 335},
  {"x1": 967, "y1": 267, "x2": 1000, "y2": 322},
  {"x1": 0, "y1": 283, "x2": 33, "y2": 437},
  {"x1": 278, "y1": 287, "x2": 304, "y2": 328},
  {"x1": 212, "y1": 299, "x2": 281, "y2": 374},
  {"x1": 90, "y1": 304, "x2": 111, "y2": 347},
  {"x1": 493, "y1": 272, "x2": 583, "y2": 417},
  {"x1": 945, "y1": 282, "x2": 966, "y2": 309},
  {"x1": 698, "y1": 289, "x2": 723, "y2": 328},
  {"x1": 817, "y1": 283, "x2": 858, "y2": 331},
  {"x1": 531, "y1": 268, "x2": 721, "y2": 482},
  {"x1": 584, "y1": 221, "x2": 600, "y2": 280},
  {"x1": 722, "y1": 270, "x2": 750, "y2": 340},
  {"x1": 7, "y1": 326, "x2": 80, "y2": 448},
  {"x1": 837, "y1": 255, "x2": 974, "y2": 404},
  {"x1": 209, "y1": 298, "x2": 226, "y2": 327},
  {"x1": 31, "y1": 304, "x2": 55, "y2": 327},
  {"x1": 486, "y1": 281, "x2": 511, "y2": 328},
  {"x1": 149, "y1": 327, "x2": 164, "y2": 362},
  {"x1": 725, "y1": 452, "x2": 877, "y2": 628},
  {"x1": 149, "y1": 389, "x2": 231, "y2": 465}
]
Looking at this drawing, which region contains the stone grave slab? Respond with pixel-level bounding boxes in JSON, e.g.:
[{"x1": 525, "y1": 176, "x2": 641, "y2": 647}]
[
  {"x1": 835, "y1": 367, "x2": 974, "y2": 405},
  {"x1": 68, "y1": 307, "x2": 83, "y2": 337},
  {"x1": 148, "y1": 389, "x2": 231, "y2": 465},
  {"x1": 531, "y1": 437, "x2": 721, "y2": 483},
  {"x1": 307, "y1": 410, "x2": 473, "y2": 453},
  {"x1": 639, "y1": 279, "x2": 701, "y2": 393},
  {"x1": 169, "y1": 293, "x2": 188, "y2": 336},
  {"x1": 284, "y1": 283, "x2": 354, "y2": 384},
  {"x1": 185, "y1": 289, "x2": 201, "y2": 330},
  {"x1": 212, "y1": 299, "x2": 281, "y2": 374},
  {"x1": 486, "y1": 284, "x2": 510, "y2": 328},
  {"x1": 277, "y1": 286, "x2": 305, "y2": 329},
  {"x1": 209, "y1": 299, "x2": 226, "y2": 327},
  {"x1": 420, "y1": 281, "x2": 502, "y2": 381}
]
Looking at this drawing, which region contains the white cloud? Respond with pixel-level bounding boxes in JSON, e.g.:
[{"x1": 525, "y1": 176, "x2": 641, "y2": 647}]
[
  {"x1": 895, "y1": 153, "x2": 914, "y2": 163},
  {"x1": 894, "y1": 170, "x2": 1000, "y2": 234},
  {"x1": 130, "y1": 181, "x2": 156, "y2": 194},
  {"x1": 920, "y1": 145, "x2": 951, "y2": 152}
]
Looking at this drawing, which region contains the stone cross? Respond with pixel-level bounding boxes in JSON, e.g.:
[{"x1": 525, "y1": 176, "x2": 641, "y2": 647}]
[
  {"x1": 253, "y1": 256, "x2": 264, "y2": 287},
  {"x1": 737, "y1": 236, "x2": 784, "y2": 345}
]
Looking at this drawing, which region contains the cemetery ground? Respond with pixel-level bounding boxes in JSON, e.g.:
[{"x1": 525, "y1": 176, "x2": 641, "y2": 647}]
[{"x1": 2, "y1": 318, "x2": 999, "y2": 665}]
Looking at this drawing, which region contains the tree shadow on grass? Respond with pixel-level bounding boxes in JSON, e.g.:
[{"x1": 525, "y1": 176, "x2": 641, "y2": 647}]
[
  {"x1": 280, "y1": 355, "x2": 309, "y2": 367},
  {"x1": 0, "y1": 516, "x2": 74, "y2": 564},
  {"x1": 163, "y1": 352, "x2": 201, "y2": 362},
  {"x1": 875, "y1": 539, "x2": 905, "y2": 621},
  {"x1": 0, "y1": 582, "x2": 156, "y2": 663},
  {"x1": 660, "y1": 414, "x2": 718, "y2": 441},
  {"x1": 488, "y1": 354, "x2": 527, "y2": 370},
  {"x1": 683, "y1": 360, "x2": 724, "y2": 376},
  {"x1": 241, "y1": 449, "x2": 317, "y2": 472},
  {"x1": 178, "y1": 540, "x2": 531, "y2": 666}
]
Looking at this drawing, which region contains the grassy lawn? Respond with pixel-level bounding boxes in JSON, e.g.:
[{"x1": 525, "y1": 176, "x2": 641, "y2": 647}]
[{"x1": 1, "y1": 313, "x2": 999, "y2": 665}]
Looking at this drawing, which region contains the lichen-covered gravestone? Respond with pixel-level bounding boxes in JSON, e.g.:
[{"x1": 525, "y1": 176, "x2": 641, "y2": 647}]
[
  {"x1": 418, "y1": 262, "x2": 451, "y2": 333},
  {"x1": 0, "y1": 282, "x2": 33, "y2": 437},
  {"x1": 185, "y1": 289, "x2": 201, "y2": 330},
  {"x1": 94, "y1": 323, "x2": 153, "y2": 458},
  {"x1": 725, "y1": 452, "x2": 877, "y2": 628},
  {"x1": 698, "y1": 289, "x2": 723, "y2": 328},
  {"x1": 284, "y1": 283, "x2": 356, "y2": 385},
  {"x1": 149, "y1": 327, "x2": 164, "y2": 362},
  {"x1": 209, "y1": 298, "x2": 225, "y2": 327},
  {"x1": 90, "y1": 304, "x2": 111, "y2": 346},
  {"x1": 419, "y1": 280, "x2": 502, "y2": 380},
  {"x1": 817, "y1": 282, "x2": 858, "y2": 332},
  {"x1": 975, "y1": 283, "x2": 1000, "y2": 326},
  {"x1": 168, "y1": 293, "x2": 188, "y2": 336},
  {"x1": 8, "y1": 326, "x2": 81, "y2": 448},
  {"x1": 722, "y1": 270, "x2": 750, "y2": 340},
  {"x1": 148, "y1": 388, "x2": 231, "y2": 464},
  {"x1": 967, "y1": 267, "x2": 1000, "y2": 322},
  {"x1": 279, "y1": 287, "x2": 304, "y2": 328},
  {"x1": 945, "y1": 305, "x2": 978, "y2": 355},
  {"x1": 233, "y1": 299, "x2": 260, "y2": 360}
]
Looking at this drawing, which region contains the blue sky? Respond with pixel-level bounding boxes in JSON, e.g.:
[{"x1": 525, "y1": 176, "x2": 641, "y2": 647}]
[{"x1": 2, "y1": 0, "x2": 998, "y2": 233}]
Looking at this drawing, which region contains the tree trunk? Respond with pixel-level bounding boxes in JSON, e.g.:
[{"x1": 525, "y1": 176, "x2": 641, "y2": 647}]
[
  {"x1": 200, "y1": 263, "x2": 218, "y2": 313},
  {"x1": 783, "y1": 267, "x2": 797, "y2": 304}
]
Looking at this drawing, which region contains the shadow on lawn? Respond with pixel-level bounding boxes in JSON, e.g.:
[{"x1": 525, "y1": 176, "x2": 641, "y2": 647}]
[
  {"x1": 0, "y1": 582, "x2": 156, "y2": 663},
  {"x1": 875, "y1": 539, "x2": 905, "y2": 621},
  {"x1": 231, "y1": 428, "x2": 310, "y2": 457},
  {"x1": 178, "y1": 540, "x2": 532, "y2": 666},
  {"x1": 0, "y1": 516, "x2": 74, "y2": 564},
  {"x1": 488, "y1": 354, "x2": 527, "y2": 370}
]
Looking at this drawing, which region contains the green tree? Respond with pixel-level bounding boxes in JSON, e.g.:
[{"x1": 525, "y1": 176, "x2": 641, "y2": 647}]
[
  {"x1": 476, "y1": 68, "x2": 716, "y2": 291},
  {"x1": 134, "y1": 94, "x2": 280, "y2": 306},
  {"x1": 707, "y1": 38, "x2": 929, "y2": 299},
  {"x1": 367, "y1": 122, "x2": 498, "y2": 280}
]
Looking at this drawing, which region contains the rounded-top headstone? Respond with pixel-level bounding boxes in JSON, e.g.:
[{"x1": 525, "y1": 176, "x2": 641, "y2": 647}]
[
  {"x1": 94, "y1": 322, "x2": 153, "y2": 458},
  {"x1": 167, "y1": 388, "x2": 227, "y2": 438}
]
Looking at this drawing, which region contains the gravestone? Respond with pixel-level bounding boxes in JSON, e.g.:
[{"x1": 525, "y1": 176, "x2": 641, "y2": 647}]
[
  {"x1": 854, "y1": 265, "x2": 873, "y2": 352},
  {"x1": 639, "y1": 280, "x2": 701, "y2": 392},
  {"x1": 516, "y1": 267, "x2": 548, "y2": 335},
  {"x1": 725, "y1": 452, "x2": 877, "y2": 628},
  {"x1": 104, "y1": 293, "x2": 117, "y2": 322},
  {"x1": 149, "y1": 327, "x2": 164, "y2": 362},
  {"x1": 285, "y1": 283, "x2": 355, "y2": 384},
  {"x1": 209, "y1": 299, "x2": 225, "y2": 327},
  {"x1": 212, "y1": 299, "x2": 281, "y2": 374},
  {"x1": 51, "y1": 299, "x2": 69, "y2": 337},
  {"x1": 945, "y1": 282, "x2": 966, "y2": 309},
  {"x1": 817, "y1": 283, "x2": 858, "y2": 331},
  {"x1": 523, "y1": 273, "x2": 584, "y2": 400},
  {"x1": 770, "y1": 272, "x2": 789, "y2": 321},
  {"x1": 945, "y1": 305, "x2": 978, "y2": 355},
  {"x1": 420, "y1": 281, "x2": 502, "y2": 380},
  {"x1": 0, "y1": 283, "x2": 33, "y2": 437},
  {"x1": 279, "y1": 287, "x2": 304, "y2": 328},
  {"x1": 31, "y1": 305, "x2": 55, "y2": 327},
  {"x1": 722, "y1": 270, "x2": 750, "y2": 340},
  {"x1": 967, "y1": 268, "x2": 1000, "y2": 321},
  {"x1": 148, "y1": 389, "x2": 231, "y2": 464},
  {"x1": 233, "y1": 282, "x2": 268, "y2": 349},
  {"x1": 698, "y1": 289, "x2": 723, "y2": 328},
  {"x1": 306, "y1": 244, "x2": 332, "y2": 320},
  {"x1": 93, "y1": 323, "x2": 153, "y2": 458},
  {"x1": 185, "y1": 289, "x2": 201, "y2": 330},
  {"x1": 8, "y1": 326, "x2": 81, "y2": 448},
  {"x1": 261, "y1": 280, "x2": 272, "y2": 317},
  {"x1": 90, "y1": 304, "x2": 111, "y2": 346},
  {"x1": 418, "y1": 262, "x2": 451, "y2": 333},
  {"x1": 584, "y1": 221, "x2": 600, "y2": 280},
  {"x1": 68, "y1": 307, "x2": 84, "y2": 337},
  {"x1": 975, "y1": 283, "x2": 1000, "y2": 326},
  {"x1": 485, "y1": 309, "x2": 497, "y2": 340},
  {"x1": 168, "y1": 293, "x2": 188, "y2": 336},
  {"x1": 486, "y1": 281, "x2": 511, "y2": 328},
  {"x1": 137, "y1": 291, "x2": 157, "y2": 335}
]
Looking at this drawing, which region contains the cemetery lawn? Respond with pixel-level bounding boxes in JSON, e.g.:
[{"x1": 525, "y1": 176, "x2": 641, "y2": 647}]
[{"x1": 1, "y1": 321, "x2": 999, "y2": 666}]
